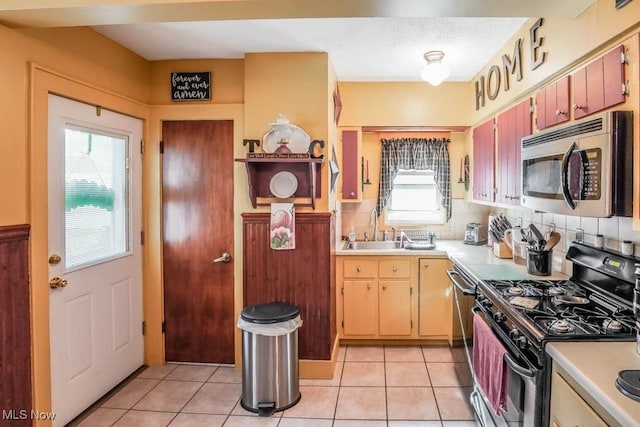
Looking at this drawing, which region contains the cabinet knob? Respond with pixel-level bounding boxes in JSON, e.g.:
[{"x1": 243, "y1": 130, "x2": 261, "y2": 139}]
[
  {"x1": 382, "y1": 285, "x2": 387, "y2": 290},
  {"x1": 572, "y1": 104, "x2": 583, "y2": 111},
  {"x1": 350, "y1": 191, "x2": 355, "y2": 197},
  {"x1": 367, "y1": 284, "x2": 372, "y2": 290},
  {"x1": 424, "y1": 264, "x2": 429, "y2": 268},
  {"x1": 555, "y1": 109, "x2": 565, "y2": 116},
  {"x1": 392, "y1": 266, "x2": 397, "y2": 272},
  {"x1": 357, "y1": 266, "x2": 361, "y2": 272}
]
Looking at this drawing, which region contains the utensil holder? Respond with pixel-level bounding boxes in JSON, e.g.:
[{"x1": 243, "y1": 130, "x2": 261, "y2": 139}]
[
  {"x1": 526, "y1": 248, "x2": 552, "y2": 276},
  {"x1": 493, "y1": 242, "x2": 513, "y2": 259}
]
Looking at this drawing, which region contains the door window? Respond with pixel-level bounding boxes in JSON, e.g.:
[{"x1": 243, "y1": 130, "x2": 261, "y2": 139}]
[{"x1": 64, "y1": 126, "x2": 129, "y2": 269}]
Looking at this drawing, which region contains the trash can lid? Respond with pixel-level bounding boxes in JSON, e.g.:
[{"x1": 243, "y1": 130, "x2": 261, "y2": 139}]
[{"x1": 241, "y1": 301, "x2": 299, "y2": 324}]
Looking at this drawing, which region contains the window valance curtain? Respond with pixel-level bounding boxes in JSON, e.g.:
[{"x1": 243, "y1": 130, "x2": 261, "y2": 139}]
[{"x1": 376, "y1": 137, "x2": 452, "y2": 219}]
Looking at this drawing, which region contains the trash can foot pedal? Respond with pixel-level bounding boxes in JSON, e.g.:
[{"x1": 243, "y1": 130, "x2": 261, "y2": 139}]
[{"x1": 257, "y1": 402, "x2": 276, "y2": 417}]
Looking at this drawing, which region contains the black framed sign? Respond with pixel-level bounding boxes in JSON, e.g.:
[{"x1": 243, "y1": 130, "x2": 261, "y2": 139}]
[{"x1": 170, "y1": 72, "x2": 211, "y2": 101}]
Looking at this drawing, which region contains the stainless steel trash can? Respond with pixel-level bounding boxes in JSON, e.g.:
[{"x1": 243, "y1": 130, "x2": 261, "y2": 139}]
[{"x1": 238, "y1": 302, "x2": 302, "y2": 416}]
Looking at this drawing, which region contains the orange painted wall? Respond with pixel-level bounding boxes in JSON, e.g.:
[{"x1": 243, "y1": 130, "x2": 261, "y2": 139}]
[
  {"x1": 243, "y1": 52, "x2": 331, "y2": 211},
  {"x1": 0, "y1": 26, "x2": 149, "y2": 227}
]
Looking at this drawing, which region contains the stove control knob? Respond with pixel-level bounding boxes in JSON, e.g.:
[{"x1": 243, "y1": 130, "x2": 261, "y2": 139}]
[
  {"x1": 509, "y1": 328, "x2": 520, "y2": 340},
  {"x1": 517, "y1": 336, "x2": 528, "y2": 349},
  {"x1": 493, "y1": 312, "x2": 505, "y2": 323},
  {"x1": 480, "y1": 298, "x2": 492, "y2": 308}
]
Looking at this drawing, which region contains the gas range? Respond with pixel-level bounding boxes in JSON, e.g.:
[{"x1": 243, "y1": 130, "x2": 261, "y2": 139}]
[
  {"x1": 480, "y1": 278, "x2": 635, "y2": 342},
  {"x1": 475, "y1": 243, "x2": 637, "y2": 364},
  {"x1": 462, "y1": 242, "x2": 638, "y2": 427}
]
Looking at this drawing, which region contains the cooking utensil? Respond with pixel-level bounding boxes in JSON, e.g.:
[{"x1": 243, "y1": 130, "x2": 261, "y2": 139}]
[
  {"x1": 529, "y1": 223, "x2": 545, "y2": 243},
  {"x1": 544, "y1": 231, "x2": 561, "y2": 251}
]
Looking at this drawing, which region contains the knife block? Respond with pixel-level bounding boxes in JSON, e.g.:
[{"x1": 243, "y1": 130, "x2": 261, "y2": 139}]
[{"x1": 493, "y1": 241, "x2": 513, "y2": 259}]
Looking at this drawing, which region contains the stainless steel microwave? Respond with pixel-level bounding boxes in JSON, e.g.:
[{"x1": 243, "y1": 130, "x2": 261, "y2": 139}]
[{"x1": 521, "y1": 110, "x2": 633, "y2": 217}]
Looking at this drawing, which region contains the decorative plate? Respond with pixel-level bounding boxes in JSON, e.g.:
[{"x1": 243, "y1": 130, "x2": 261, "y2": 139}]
[
  {"x1": 269, "y1": 171, "x2": 298, "y2": 198},
  {"x1": 262, "y1": 125, "x2": 311, "y2": 154}
]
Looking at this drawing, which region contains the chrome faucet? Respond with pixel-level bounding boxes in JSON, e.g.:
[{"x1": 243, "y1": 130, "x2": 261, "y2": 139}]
[{"x1": 370, "y1": 209, "x2": 379, "y2": 241}]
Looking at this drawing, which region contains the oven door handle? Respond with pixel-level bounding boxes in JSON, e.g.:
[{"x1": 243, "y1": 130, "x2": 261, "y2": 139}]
[
  {"x1": 446, "y1": 269, "x2": 476, "y2": 296},
  {"x1": 560, "y1": 141, "x2": 577, "y2": 210},
  {"x1": 504, "y1": 353, "x2": 536, "y2": 379}
]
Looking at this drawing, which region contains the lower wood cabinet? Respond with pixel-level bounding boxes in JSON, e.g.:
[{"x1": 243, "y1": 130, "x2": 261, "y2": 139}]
[
  {"x1": 338, "y1": 255, "x2": 456, "y2": 341},
  {"x1": 342, "y1": 280, "x2": 378, "y2": 336},
  {"x1": 418, "y1": 258, "x2": 452, "y2": 338},
  {"x1": 378, "y1": 280, "x2": 412, "y2": 336},
  {"x1": 550, "y1": 370, "x2": 608, "y2": 427}
]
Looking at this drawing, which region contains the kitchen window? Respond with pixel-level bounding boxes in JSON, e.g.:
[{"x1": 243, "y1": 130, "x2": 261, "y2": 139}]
[{"x1": 385, "y1": 169, "x2": 445, "y2": 224}]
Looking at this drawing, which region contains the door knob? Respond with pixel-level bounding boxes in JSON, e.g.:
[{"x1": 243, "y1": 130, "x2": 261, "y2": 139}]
[
  {"x1": 49, "y1": 277, "x2": 68, "y2": 289},
  {"x1": 48, "y1": 254, "x2": 62, "y2": 265},
  {"x1": 213, "y1": 252, "x2": 231, "y2": 263}
]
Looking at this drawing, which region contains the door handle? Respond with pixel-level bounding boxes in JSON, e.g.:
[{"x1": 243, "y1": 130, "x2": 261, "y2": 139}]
[
  {"x1": 560, "y1": 141, "x2": 576, "y2": 210},
  {"x1": 49, "y1": 277, "x2": 68, "y2": 289},
  {"x1": 213, "y1": 252, "x2": 231, "y2": 263}
]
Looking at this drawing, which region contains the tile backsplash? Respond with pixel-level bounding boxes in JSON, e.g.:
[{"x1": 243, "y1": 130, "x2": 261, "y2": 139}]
[{"x1": 339, "y1": 198, "x2": 640, "y2": 275}]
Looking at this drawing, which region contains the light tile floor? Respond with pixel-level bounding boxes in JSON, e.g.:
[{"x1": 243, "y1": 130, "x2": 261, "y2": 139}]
[{"x1": 73, "y1": 345, "x2": 477, "y2": 427}]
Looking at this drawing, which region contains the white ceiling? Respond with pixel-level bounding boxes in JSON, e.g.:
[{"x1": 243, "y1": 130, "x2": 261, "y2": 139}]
[
  {"x1": 0, "y1": 0, "x2": 598, "y2": 83},
  {"x1": 92, "y1": 17, "x2": 529, "y2": 82}
]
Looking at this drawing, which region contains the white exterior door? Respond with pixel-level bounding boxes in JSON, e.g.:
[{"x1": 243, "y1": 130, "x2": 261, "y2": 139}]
[{"x1": 47, "y1": 94, "x2": 143, "y2": 426}]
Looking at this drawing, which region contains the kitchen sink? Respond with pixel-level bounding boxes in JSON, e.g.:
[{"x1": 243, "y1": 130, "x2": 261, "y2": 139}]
[{"x1": 343, "y1": 241, "x2": 400, "y2": 250}]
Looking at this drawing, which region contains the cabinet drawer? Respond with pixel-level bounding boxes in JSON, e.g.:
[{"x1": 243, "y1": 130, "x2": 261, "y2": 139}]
[
  {"x1": 343, "y1": 259, "x2": 377, "y2": 278},
  {"x1": 379, "y1": 259, "x2": 411, "y2": 278}
]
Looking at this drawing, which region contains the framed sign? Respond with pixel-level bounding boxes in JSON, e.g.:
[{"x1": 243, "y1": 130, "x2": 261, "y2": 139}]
[{"x1": 171, "y1": 72, "x2": 211, "y2": 101}]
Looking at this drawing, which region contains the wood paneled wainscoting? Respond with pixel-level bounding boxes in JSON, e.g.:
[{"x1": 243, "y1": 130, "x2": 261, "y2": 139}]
[
  {"x1": 0, "y1": 224, "x2": 31, "y2": 426},
  {"x1": 242, "y1": 212, "x2": 336, "y2": 377}
]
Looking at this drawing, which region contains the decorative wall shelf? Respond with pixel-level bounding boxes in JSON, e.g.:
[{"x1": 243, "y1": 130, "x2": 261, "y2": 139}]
[{"x1": 236, "y1": 154, "x2": 324, "y2": 209}]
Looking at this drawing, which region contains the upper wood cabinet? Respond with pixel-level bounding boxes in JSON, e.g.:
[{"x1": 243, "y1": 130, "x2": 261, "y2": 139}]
[
  {"x1": 535, "y1": 75, "x2": 570, "y2": 130},
  {"x1": 472, "y1": 118, "x2": 495, "y2": 202},
  {"x1": 340, "y1": 129, "x2": 361, "y2": 202},
  {"x1": 496, "y1": 98, "x2": 532, "y2": 205},
  {"x1": 572, "y1": 45, "x2": 627, "y2": 119}
]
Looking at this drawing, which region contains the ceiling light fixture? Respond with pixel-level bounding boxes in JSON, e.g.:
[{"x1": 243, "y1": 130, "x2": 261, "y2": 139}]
[{"x1": 421, "y1": 50, "x2": 450, "y2": 86}]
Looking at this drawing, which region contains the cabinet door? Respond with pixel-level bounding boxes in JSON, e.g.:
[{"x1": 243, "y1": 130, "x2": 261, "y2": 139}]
[
  {"x1": 554, "y1": 76, "x2": 570, "y2": 125},
  {"x1": 586, "y1": 58, "x2": 605, "y2": 114},
  {"x1": 496, "y1": 106, "x2": 515, "y2": 204},
  {"x1": 343, "y1": 280, "x2": 378, "y2": 336},
  {"x1": 549, "y1": 371, "x2": 608, "y2": 427},
  {"x1": 535, "y1": 86, "x2": 547, "y2": 130},
  {"x1": 418, "y1": 259, "x2": 452, "y2": 337},
  {"x1": 572, "y1": 66, "x2": 588, "y2": 119},
  {"x1": 573, "y1": 45, "x2": 625, "y2": 119},
  {"x1": 603, "y1": 45, "x2": 625, "y2": 108},
  {"x1": 341, "y1": 129, "x2": 359, "y2": 201},
  {"x1": 472, "y1": 119, "x2": 495, "y2": 202},
  {"x1": 379, "y1": 281, "x2": 412, "y2": 336}
]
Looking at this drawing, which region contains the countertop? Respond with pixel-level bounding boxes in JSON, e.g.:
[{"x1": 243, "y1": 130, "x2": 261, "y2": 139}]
[
  {"x1": 336, "y1": 239, "x2": 569, "y2": 281},
  {"x1": 547, "y1": 341, "x2": 640, "y2": 426}
]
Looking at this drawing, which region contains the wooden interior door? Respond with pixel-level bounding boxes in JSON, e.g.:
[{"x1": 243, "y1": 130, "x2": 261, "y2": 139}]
[{"x1": 162, "y1": 120, "x2": 234, "y2": 363}]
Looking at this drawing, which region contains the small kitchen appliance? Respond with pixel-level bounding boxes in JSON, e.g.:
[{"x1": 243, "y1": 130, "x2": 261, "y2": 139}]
[{"x1": 464, "y1": 223, "x2": 488, "y2": 245}]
